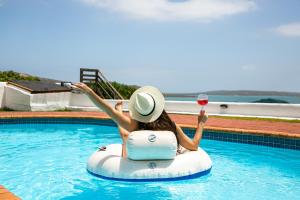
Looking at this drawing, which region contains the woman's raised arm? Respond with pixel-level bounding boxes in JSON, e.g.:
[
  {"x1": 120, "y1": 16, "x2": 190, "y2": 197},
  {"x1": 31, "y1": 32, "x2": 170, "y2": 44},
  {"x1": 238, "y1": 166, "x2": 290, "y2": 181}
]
[
  {"x1": 175, "y1": 111, "x2": 207, "y2": 151},
  {"x1": 73, "y1": 83, "x2": 138, "y2": 132}
]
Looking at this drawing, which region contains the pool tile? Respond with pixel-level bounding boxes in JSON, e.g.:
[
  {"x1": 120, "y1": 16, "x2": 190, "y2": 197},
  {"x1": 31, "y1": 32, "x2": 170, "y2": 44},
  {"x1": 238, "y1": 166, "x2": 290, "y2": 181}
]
[{"x1": 0, "y1": 117, "x2": 299, "y2": 150}]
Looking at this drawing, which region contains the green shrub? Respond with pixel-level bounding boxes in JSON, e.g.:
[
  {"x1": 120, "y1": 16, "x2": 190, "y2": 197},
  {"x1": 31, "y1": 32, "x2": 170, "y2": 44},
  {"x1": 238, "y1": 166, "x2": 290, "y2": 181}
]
[{"x1": 0, "y1": 70, "x2": 40, "y2": 82}]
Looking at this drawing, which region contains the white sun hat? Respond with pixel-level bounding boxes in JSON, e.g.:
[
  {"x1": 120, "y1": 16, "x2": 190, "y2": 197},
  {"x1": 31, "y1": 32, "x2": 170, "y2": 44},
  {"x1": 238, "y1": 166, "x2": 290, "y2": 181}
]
[{"x1": 128, "y1": 86, "x2": 165, "y2": 123}]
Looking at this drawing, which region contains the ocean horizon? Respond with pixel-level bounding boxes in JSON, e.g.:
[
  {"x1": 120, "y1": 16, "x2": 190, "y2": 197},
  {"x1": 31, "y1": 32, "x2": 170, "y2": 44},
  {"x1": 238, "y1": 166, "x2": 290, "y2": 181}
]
[{"x1": 165, "y1": 95, "x2": 300, "y2": 104}]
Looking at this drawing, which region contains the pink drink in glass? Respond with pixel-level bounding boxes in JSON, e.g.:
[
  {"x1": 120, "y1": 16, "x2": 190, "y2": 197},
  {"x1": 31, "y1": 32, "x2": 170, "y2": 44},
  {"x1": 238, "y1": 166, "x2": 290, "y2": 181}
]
[{"x1": 197, "y1": 94, "x2": 208, "y2": 112}]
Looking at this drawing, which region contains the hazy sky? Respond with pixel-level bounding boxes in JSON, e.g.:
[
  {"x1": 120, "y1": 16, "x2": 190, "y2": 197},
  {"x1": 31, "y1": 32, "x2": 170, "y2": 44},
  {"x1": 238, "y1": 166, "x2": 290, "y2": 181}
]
[{"x1": 0, "y1": 0, "x2": 300, "y2": 93}]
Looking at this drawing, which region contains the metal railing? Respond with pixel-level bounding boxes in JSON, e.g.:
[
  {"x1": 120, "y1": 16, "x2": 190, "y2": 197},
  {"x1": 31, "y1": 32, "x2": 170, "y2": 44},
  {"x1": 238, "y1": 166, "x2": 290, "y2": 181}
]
[{"x1": 80, "y1": 68, "x2": 124, "y2": 99}]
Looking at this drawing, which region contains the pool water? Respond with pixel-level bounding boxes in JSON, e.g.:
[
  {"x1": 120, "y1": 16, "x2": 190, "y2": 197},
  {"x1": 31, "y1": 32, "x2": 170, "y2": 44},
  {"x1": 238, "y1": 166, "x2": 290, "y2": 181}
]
[{"x1": 0, "y1": 123, "x2": 299, "y2": 200}]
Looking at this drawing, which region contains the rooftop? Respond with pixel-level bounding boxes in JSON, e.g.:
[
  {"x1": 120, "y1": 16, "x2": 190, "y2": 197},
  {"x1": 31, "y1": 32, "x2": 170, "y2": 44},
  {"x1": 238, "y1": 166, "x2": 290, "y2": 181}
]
[{"x1": 7, "y1": 80, "x2": 71, "y2": 94}]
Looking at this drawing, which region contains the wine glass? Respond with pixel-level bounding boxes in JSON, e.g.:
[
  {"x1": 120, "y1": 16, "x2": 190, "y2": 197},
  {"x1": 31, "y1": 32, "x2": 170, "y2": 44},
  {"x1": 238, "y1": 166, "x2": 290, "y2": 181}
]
[{"x1": 197, "y1": 94, "x2": 208, "y2": 112}]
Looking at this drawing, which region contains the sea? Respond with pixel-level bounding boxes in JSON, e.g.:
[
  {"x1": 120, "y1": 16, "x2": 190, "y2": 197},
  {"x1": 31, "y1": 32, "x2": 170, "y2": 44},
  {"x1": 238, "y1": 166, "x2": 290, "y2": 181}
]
[{"x1": 165, "y1": 95, "x2": 300, "y2": 104}]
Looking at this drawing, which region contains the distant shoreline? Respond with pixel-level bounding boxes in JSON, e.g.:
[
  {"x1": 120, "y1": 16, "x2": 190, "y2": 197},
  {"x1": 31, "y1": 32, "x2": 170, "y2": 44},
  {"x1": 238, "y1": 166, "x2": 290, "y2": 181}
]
[
  {"x1": 165, "y1": 94, "x2": 300, "y2": 104},
  {"x1": 164, "y1": 90, "x2": 300, "y2": 97}
]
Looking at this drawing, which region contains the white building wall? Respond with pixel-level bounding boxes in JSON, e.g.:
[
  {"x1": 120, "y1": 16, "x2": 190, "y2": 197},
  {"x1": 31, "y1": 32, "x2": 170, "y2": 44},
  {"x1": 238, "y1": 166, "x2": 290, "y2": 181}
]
[
  {"x1": 4, "y1": 85, "x2": 71, "y2": 111},
  {"x1": 163, "y1": 100, "x2": 300, "y2": 119},
  {"x1": 0, "y1": 82, "x2": 6, "y2": 108},
  {"x1": 5, "y1": 85, "x2": 31, "y2": 111},
  {"x1": 68, "y1": 97, "x2": 300, "y2": 119},
  {"x1": 68, "y1": 93, "x2": 98, "y2": 110},
  {"x1": 30, "y1": 92, "x2": 71, "y2": 111}
]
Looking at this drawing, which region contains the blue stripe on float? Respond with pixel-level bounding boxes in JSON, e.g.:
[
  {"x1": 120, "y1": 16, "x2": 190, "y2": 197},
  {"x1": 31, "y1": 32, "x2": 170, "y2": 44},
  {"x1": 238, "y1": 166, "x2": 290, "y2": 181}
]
[{"x1": 87, "y1": 167, "x2": 212, "y2": 182}]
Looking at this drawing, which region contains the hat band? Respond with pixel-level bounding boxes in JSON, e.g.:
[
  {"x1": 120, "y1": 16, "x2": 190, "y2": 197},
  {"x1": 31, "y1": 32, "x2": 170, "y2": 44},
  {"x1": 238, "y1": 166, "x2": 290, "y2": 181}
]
[{"x1": 139, "y1": 94, "x2": 156, "y2": 117}]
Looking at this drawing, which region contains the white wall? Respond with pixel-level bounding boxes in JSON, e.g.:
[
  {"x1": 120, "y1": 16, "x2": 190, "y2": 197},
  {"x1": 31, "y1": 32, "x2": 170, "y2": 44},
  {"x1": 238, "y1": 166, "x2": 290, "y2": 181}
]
[
  {"x1": 164, "y1": 100, "x2": 300, "y2": 119},
  {"x1": 68, "y1": 95, "x2": 126, "y2": 111},
  {"x1": 69, "y1": 96, "x2": 300, "y2": 119},
  {"x1": 30, "y1": 92, "x2": 71, "y2": 111},
  {"x1": 2, "y1": 84, "x2": 300, "y2": 119},
  {"x1": 0, "y1": 82, "x2": 7, "y2": 108},
  {"x1": 5, "y1": 85, "x2": 71, "y2": 111},
  {"x1": 68, "y1": 92, "x2": 98, "y2": 110},
  {"x1": 5, "y1": 85, "x2": 31, "y2": 111}
]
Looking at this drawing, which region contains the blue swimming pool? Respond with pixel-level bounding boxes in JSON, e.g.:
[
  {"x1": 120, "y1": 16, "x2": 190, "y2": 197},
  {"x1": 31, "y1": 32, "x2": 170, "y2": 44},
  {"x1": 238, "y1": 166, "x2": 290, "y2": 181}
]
[{"x1": 0, "y1": 122, "x2": 299, "y2": 200}]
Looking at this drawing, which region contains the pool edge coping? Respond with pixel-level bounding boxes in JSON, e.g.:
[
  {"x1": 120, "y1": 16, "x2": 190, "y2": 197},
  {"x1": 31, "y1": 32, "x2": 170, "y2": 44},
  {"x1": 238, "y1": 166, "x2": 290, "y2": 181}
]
[{"x1": 0, "y1": 112, "x2": 299, "y2": 139}]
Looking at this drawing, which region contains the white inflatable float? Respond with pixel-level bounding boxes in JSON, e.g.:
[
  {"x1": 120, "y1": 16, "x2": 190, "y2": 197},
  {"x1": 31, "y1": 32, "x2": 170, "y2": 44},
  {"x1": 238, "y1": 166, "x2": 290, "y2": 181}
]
[{"x1": 87, "y1": 131, "x2": 212, "y2": 181}]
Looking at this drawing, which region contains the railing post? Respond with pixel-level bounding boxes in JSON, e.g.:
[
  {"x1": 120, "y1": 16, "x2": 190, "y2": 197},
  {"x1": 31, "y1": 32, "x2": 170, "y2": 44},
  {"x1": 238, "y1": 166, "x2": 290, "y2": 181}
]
[{"x1": 80, "y1": 68, "x2": 84, "y2": 82}]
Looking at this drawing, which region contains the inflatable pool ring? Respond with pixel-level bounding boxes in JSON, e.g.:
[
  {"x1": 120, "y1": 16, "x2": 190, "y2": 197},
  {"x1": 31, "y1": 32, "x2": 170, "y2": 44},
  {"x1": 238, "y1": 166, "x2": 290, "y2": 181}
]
[{"x1": 87, "y1": 131, "x2": 212, "y2": 181}]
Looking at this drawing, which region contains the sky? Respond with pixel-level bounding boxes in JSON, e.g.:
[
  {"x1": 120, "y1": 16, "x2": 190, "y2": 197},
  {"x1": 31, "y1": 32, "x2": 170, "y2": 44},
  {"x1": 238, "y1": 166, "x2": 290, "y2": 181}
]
[{"x1": 0, "y1": 0, "x2": 300, "y2": 93}]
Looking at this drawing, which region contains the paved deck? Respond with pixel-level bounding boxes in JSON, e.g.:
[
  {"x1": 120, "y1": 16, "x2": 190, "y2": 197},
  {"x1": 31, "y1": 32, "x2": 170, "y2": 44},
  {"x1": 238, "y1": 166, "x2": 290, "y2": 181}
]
[
  {"x1": 0, "y1": 185, "x2": 20, "y2": 200},
  {"x1": 0, "y1": 111, "x2": 299, "y2": 138}
]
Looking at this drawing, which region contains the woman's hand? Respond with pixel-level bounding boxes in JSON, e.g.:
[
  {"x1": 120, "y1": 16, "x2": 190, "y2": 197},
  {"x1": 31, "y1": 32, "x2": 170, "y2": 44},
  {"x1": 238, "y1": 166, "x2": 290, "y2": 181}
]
[
  {"x1": 73, "y1": 82, "x2": 93, "y2": 94},
  {"x1": 115, "y1": 101, "x2": 123, "y2": 112},
  {"x1": 198, "y1": 110, "x2": 208, "y2": 127}
]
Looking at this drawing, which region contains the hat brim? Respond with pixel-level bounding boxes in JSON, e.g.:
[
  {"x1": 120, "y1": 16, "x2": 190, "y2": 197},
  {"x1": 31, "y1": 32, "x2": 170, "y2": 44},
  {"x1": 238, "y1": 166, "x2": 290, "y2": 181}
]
[{"x1": 128, "y1": 86, "x2": 165, "y2": 123}]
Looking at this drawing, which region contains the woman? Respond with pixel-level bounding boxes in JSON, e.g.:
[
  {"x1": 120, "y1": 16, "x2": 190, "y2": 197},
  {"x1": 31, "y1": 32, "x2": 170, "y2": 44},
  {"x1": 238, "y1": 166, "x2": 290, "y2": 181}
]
[{"x1": 74, "y1": 83, "x2": 208, "y2": 157}]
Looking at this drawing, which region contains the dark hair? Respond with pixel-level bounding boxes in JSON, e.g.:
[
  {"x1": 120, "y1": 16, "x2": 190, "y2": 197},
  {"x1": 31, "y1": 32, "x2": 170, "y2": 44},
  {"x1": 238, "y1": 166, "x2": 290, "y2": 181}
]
[{"x1": 137, "y1": 110, "x2": 178, "y2": 144}]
